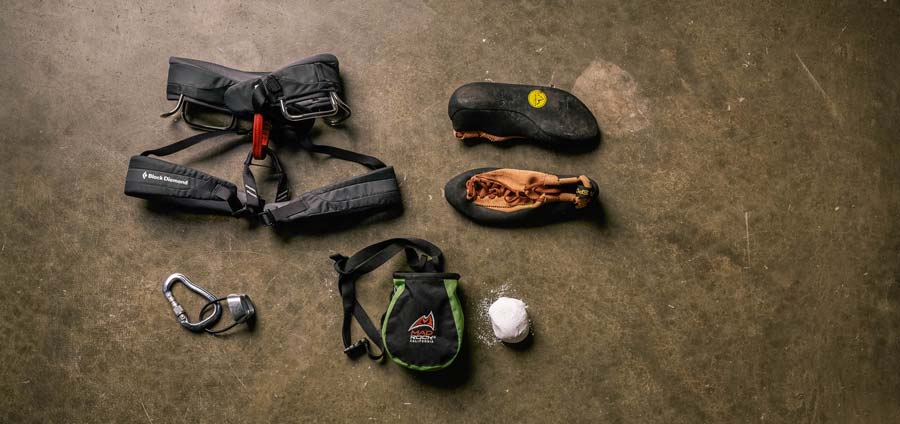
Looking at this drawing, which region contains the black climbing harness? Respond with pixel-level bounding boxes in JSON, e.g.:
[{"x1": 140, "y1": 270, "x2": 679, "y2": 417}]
[
  {"x1": 162, "y1": 273, "x2": 255, "y2": 334},
  {"x1": 124, "y1": 54, "x2": 403, "y2": 227}
]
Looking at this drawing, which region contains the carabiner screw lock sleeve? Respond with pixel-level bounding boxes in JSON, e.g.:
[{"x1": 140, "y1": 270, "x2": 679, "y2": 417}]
[{"x1": 162, "y1": 273, "x2": 223, "y2": 332}]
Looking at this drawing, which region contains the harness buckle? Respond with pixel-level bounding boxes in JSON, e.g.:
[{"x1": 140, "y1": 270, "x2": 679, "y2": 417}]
[
  {"x1": 259, "y1": 211, "x2": 275, "y2": 226},
  {"x1": 160, "y1": 94, "x2": 186, "y2": 118},
  {"x1": 263, "y1": 76, "x2": 283, "y2": 97}
]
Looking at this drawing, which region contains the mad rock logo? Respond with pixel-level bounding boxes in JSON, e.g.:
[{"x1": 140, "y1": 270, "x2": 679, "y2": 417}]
[{"x1": 408, "y1": 311, "x2": 436, "y2": 344}]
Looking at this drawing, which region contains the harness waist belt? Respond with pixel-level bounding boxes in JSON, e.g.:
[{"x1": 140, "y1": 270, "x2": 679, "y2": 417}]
[
  {"x1": 165, "y1": 54, "x2": 349, "y2": 125},
  {"x1": 124, "y1": 155, "x2": 243, "y2": 215},
  {"x1": 261, "y1": 166, "x2": 402, "y2": 225}
]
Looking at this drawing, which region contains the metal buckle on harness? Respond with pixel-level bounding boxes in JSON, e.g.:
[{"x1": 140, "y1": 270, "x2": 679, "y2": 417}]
[
  {"x1": 160, "y1": 94, "x2": 186, "y2": 118},
  {"x1": 279, "y1": 92, "x2": 351, "y2": 126}
]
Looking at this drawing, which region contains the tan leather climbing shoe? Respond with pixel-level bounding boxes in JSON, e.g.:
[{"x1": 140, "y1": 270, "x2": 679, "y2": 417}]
[{"x1": 445, "y1": 167, "x2": 598, "y2": 227}]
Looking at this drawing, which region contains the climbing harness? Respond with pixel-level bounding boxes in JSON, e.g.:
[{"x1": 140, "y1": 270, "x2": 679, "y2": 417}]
[
  {"x1": 162, "y1": 273, "x2": 255, "y2": 335},
  {"x1": 124, "y1": 54, "x2": 403, "y2": 228}
]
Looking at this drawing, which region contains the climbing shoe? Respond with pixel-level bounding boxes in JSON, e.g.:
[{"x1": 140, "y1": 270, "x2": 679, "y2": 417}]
[
  {"x1": 444, "y1": 167, "x2": 599, "y2": 227},
  {"x1": 448, "y1": 82, "x2": 600, "y2": 152}
]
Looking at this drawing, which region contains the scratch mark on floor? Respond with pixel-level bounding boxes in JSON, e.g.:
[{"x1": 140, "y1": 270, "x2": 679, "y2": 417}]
[
  {"x1": 211, "y1": 250, "x2": 267, "y2": 256},
  {"x1": 140, "y1": 401, "x2": 153, "y2": 424},
  {"x1": 233, "y1": 373, "x2": 247, "y2": 390},
  {"x1": 795, "y1": 53, "x2": 842, "y2": 122},
  {"x1": 744, "y1": 211, "x2": 751, "y2": 269}
]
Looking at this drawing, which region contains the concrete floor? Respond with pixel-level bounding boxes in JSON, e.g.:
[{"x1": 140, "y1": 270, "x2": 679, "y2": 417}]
[{"x1": 2, "y1": 0, "x2": 899, "y2": 422}]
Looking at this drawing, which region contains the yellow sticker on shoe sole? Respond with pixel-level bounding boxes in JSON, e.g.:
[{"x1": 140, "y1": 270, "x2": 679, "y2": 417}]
[{"x1": 527, "y1": 89, "x2": 547, "y2": 109}]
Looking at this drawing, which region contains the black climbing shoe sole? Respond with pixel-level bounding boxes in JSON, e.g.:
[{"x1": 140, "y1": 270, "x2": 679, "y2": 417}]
[{"x1": 448, "y1": 82, "x2": 600, "y2": 152}]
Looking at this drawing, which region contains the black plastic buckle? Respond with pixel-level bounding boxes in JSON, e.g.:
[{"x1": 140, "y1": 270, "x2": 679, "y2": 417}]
[
  {"x1": 343, "y1": 338, "x2": 370, "y2": 358},
  {"x1": 259, "y1": 211, "x2": 275, "y2": 226},
  {"x1": 329, "y1": 254, "x2": 350, "y2": 274},
  {"x1": 263, "y1": 76, "x2": 284, "y2": 99}
]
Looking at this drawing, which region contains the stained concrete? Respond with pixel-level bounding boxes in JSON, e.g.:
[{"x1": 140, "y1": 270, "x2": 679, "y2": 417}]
[{"x1": 2, "y1": 0, "x2": 900, "y2": 422}]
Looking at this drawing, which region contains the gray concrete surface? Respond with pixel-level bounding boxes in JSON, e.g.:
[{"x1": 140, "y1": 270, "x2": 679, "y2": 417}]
[{"x1": 2, "y1": 0, "x2": 899, "y2": 422}]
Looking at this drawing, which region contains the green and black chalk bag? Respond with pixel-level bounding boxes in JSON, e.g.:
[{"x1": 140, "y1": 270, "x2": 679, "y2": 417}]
[{"x1": 382, "y1": 273, "x2": 464, "y2": 371}]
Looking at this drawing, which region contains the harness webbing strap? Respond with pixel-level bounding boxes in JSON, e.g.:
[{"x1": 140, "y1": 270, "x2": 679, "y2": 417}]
[
  {"x1": 330, "y1": 238, "x2": 444, "y2": 360},
  {"x1": 140, "y1": 130, "x2": 233, "y2": 157},
  {"x1": 277, "y1": 127, "x2": 386, "y2": 170},
  {"x1": 241, "y1": 146, "x2": 290, "y2": 213},
  {"x1": 212, "y1": 185, "x2": 245, "y2": 214}
]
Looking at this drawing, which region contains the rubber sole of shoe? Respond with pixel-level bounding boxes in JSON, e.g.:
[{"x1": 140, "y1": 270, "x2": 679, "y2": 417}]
[{"x1": 448, "y1": 82, "x2": 600, "y2": 152}]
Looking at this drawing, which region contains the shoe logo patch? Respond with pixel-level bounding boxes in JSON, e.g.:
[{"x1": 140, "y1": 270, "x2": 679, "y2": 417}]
[
  {"x1": 408, "y1": 311, "x2": 436, "y2": 344},
  {"x1": 527, "y1": 89, "x2": 547, "y2": 109}
]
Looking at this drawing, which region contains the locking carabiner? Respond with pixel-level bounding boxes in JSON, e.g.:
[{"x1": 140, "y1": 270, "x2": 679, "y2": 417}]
[{"x1": 162, "y1": 273, "x2": 223, "y2": 332}]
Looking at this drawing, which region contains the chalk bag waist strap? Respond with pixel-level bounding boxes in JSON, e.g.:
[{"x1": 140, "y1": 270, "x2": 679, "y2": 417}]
[{"x1": 330, "y1": 238, "x2": 464, "y2": 372}]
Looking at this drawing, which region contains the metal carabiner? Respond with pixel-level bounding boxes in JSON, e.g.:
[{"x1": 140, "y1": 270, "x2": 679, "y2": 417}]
[{"x1": 162, "y1": 273, "x2": 223, "y2": 332}]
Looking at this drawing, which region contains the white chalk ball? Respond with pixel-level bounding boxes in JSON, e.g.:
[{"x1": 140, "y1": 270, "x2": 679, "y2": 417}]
[{"x1": 488, "y1": 297, "x2": 530, "y2": 343}]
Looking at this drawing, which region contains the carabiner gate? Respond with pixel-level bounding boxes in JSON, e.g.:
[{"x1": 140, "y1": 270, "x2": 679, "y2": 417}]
[{"x1": 162, "y1": 273, "x2": 223, "y2": 332}]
